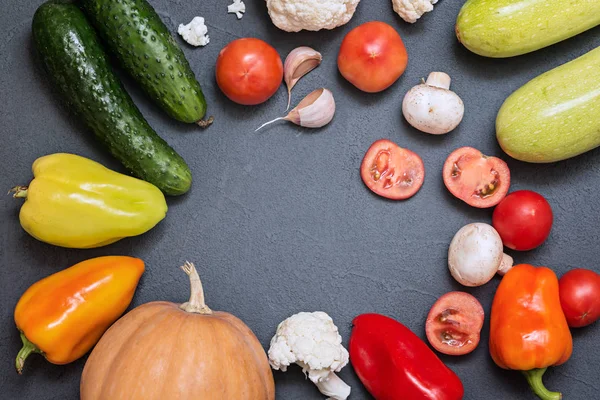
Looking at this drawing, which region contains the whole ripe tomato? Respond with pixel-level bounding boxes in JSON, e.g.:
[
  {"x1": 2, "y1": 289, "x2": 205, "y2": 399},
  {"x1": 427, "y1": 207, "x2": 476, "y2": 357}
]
[
  {"x1": 216, "y1": 38, "x2": 283, "y2": 105},
  {"x1": 492, "y1": 190, "x2": 553, "y2": 251},
  {"x1": 559, "y1": 269, "x2": 600, "y2": 328},
  {"x1": 442, "y1": 147, "x2": 510, "y2": 208},
  {"x1": 338, "y1": 21, "x2": 408, "y2": 93}
]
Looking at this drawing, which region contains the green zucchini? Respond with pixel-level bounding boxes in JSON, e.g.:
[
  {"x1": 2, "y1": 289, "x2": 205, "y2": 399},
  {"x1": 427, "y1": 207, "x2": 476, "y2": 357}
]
[
  {"x1": 80, "y1": 0, "x2": 209, "y2": 125},
  {"x1": 32, "y1": 0, "x2": 192, "y2": 195},
  {"x1": 456, "y1": 0, "x2": 600, "y2": 58},
  {"x1": 496, "y1": 46, "x2": 600, "y2": 163}
]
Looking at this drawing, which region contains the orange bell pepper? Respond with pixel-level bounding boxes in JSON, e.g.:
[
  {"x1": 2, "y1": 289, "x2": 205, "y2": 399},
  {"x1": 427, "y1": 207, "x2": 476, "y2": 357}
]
[
  {"x1": 14, "y1": 256, "x2": 144, "y2": 373},
  {"x1": 489, "y1": 264, "x2": 572, "y2": 400}
]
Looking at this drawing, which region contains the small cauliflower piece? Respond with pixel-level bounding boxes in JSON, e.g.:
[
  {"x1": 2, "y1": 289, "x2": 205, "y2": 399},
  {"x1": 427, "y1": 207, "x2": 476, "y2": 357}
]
[
  {"x1": 269, "y1": 311, "x2": 351, "y2": 400},
  {"x1": 392, "y1": 0, "x2": 438, "y2": 24},
  {"x1": 177, "y1": 17, "x2": 209, "y2": 47},
  {"x1": 266, "y1": 0, "x2": 361, "y2": 32},
  {"x1": 228, "y1": 0, "x2": 246, "y2": 19}
]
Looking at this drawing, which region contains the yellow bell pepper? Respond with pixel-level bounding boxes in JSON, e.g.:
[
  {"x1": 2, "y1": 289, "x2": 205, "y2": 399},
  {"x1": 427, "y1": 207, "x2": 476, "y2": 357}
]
[
  {"x1": 15, "y1": 256, "x2": 145, "y2": 373},
  {"x1": 11, "y1": 153, "x2": 167, "y2": 248}
]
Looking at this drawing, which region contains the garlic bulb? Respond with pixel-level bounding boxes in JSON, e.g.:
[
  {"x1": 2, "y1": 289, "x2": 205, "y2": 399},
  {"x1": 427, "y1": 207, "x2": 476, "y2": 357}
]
[
  {"x1": 255, "y1": 88, "x2": 335, "y2": 132},
  {"x1": 284, "y1": 47, "x2": 322, "y2": 110}
]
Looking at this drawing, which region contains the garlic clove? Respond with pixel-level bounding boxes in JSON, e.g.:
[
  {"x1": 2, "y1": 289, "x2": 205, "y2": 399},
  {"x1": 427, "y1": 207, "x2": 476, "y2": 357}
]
[
  {"x1": 284, "y1": 47, "x2": 322, "y2": 110},
  {"x1": 254, "y1": 88, "x2": 335, "y2": 132},
  {"x1": 287, "y1": 88, "x2": 335, "y2": 128}
]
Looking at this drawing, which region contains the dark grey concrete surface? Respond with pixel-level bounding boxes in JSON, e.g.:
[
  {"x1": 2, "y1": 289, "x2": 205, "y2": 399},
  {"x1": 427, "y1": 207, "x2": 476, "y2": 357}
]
[{"x1": 1, "y1": 1, "x2": 599, "y2": 399}]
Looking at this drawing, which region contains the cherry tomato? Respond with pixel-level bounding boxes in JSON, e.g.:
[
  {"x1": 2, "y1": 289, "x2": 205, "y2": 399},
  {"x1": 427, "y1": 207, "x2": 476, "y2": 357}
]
[
  {"x1": 443, "y1": 147, "x2": 510, "y2": 208},
  {"x1": 559, "y1": 269, "x2": 600, "y2": 328},
  {"x1": 215, "y1": 38, "x2": 283, "y2": 105},
  {"x1": 492, "y1": 190, "x2": 553, "y2": 251},
  {"x1": 360, "y1": 139, "x2": 425, "y2": 200},
  {"x1": 338, "y1": 21, "x2": 408, "y2": 93},
  {"x1": 425, "y1": 292, "x2": 484, "y2": 356}
]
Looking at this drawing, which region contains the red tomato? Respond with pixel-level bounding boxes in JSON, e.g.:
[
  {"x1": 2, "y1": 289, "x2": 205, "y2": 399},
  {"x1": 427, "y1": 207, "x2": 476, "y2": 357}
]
[
  {"x1": 215, "y1": 38, "x2": 283, "y2": 105},
  {"x1": 360, "y1": 139, "x2": 425, "y2": 200},
  {"x1": 338, "y1": 21, "x2": 408, "y2": 93},
  {"x1": 492, "y1": 190, "x2": 553, "y2": 251},
  {"x1": 443, "y1": 147, "x2": 510, "y2": 208},
  {"x1": 559, "y1": 269, "x2": 600, "y2": 328},
  {"x1": 425, "y1": 292, "x2": 484, "y2": 356}
]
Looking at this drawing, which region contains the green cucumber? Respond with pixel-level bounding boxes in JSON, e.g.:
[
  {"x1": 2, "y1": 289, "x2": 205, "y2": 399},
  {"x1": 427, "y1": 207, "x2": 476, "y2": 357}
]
[
  {"x1": 496, "y1": 46, "x2": 600, "y2": 163},
  {"x1": 32, "y1": 0, "x2": 192, "y2": 195},
  {"x1": 80, "y1": 0, "x2": 209, "y2": 125},
  {"x1": 456, "y1": 0, "x2": 600, "y2": 58}
]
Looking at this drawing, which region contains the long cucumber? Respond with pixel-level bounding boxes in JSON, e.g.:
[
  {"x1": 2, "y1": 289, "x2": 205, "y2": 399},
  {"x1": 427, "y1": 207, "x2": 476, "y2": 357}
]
[
  {"x1": 80, "y1": 0, "x2": 210, "y2": 125},
  {"x1": 32, "y1": 0, "x2": 192, "y2": 195}
]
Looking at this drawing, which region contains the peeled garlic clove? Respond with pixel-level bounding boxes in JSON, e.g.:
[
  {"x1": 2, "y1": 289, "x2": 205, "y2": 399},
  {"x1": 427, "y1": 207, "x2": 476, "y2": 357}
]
[
  {"x1": 255, "y1": 88, "x2": 335, "y2": 132},
  {"x1": 284, "y1": 47, "x2": 322, "y2": 110}
]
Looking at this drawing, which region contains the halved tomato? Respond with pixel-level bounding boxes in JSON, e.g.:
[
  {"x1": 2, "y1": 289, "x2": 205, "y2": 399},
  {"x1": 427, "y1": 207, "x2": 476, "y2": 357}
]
[
  {"x1": 425, "y1": 292, "x2": 484, "y2": 356},
  {"x1": 360, "y1": 139, "x2": 425, "y2": 200},
  {"x1": 443, "y1": 147, "x2": 510, "y2": 208}
]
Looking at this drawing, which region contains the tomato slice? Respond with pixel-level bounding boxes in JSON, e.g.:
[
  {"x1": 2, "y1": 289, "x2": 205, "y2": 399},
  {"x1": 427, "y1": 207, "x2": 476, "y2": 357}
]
[
  {"x1": 425, "y1": 292, "x2": 484, "y2": 356},
  {"x1": 443, "y1": 147, "x2": 510, "y2": 208},
  {"x1": 360, "y1": 139, "x2": 425, "y2": 200}
]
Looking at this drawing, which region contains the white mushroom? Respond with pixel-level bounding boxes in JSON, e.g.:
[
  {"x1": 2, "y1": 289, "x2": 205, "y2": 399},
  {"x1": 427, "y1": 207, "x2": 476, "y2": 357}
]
[
  {"x1": 402, "y1": 72, "x2": 464, "y2": 135},
  {"x1": 448, "y1": 223, "x2": 513, "y2": 287}
]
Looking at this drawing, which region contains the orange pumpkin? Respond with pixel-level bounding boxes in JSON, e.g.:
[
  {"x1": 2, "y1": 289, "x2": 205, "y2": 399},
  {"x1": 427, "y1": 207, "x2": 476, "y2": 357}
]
[{"x1": 80, "y1": 262, "x2": 275, "y2": 400}]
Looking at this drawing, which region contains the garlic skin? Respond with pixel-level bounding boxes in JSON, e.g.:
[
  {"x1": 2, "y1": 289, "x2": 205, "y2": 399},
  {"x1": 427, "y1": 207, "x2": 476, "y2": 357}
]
[
  {"x1": 284, "y1": 47, "x2": 322, "y2": 110},
  {"x1": 255, "y1": 88, "x2": 335, "y2": 131},
  {"x1": 402, "y1": 72, "x2": 464, "y2": 135},
  {"x1": 288, "y1": 88, "x2": 335, "y2": 128}
]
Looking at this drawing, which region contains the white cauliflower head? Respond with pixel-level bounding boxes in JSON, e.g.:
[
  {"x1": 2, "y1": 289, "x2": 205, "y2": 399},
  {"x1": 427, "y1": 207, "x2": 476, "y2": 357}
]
[
  {"x1": 268, "y1": 311, "x2": 351, "y2": 399},
  {"x1": 266, "y1": 0, "x2": 361, "y2": 32},
  {"x1": 392, "y1": 0, "x2": 439, "y2": 24}
]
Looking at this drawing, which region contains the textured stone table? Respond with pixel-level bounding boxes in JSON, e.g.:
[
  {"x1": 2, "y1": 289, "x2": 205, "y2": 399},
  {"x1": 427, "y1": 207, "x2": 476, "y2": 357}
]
[{"x1": 1, "y1": 1, "x2": 599, "y2": 399}]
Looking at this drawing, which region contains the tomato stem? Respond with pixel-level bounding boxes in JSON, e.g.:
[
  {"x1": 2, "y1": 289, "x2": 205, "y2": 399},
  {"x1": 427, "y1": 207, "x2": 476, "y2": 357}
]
[{"x1": 523, "y1": 368, "x2": 561, "y2": 400}]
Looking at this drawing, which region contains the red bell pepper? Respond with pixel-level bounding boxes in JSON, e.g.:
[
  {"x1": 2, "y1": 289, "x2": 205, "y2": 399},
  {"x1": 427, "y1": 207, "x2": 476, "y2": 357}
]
[{"x1": 350, "y1": 313, "x2": 464, "y2": 400}]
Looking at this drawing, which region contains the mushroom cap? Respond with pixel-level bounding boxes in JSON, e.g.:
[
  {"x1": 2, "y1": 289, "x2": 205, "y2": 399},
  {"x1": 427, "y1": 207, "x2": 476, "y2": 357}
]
[
  {"x1": 402, "y1": 83, "x2": 464, "y2": 135},
  {"x1": 448, "y1": 223, "x2": 503, "y2": 286}
]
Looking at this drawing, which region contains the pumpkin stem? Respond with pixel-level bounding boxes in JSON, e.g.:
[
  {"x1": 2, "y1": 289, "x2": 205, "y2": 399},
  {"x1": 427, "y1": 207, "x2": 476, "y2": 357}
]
[{"x1": 179, "y1": 261, "x2": 213, "y2": 314}]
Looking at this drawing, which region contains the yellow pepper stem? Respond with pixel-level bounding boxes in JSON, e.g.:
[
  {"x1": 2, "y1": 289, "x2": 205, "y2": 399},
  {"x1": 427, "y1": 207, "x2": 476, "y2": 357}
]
[
  {"x1": 16, "y1": 332, "x2": 42, "y2": 374},
  {"x1": 523, "y1": 368, "x2": 562, "y2": 400},
  {"x1": 9, "y1": 186, "x2": 28, "y2": 199}
]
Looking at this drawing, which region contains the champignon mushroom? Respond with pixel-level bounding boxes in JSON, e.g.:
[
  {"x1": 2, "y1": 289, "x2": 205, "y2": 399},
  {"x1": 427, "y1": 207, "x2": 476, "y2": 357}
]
[
  {"x1": 402, "y1": 72, "x2": 464, "y2": 135},
  {"x1": 448, "y1": 223, "x2": 513, "y2": 287}
]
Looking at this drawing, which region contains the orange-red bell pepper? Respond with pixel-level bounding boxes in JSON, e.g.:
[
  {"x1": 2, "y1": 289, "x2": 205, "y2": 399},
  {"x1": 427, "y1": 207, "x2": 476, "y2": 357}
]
[
  {"x1": 14, "y1": 256, "x2": 144, "y2": 373},
  {"x1": 489, "y1": 264, "x2": 572, "y2": 400}
]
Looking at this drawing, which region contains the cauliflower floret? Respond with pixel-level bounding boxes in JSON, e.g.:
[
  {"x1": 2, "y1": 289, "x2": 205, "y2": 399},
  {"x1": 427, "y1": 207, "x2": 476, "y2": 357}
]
[
  {"x1": 228, "y1": 0, "x2": 246, "y2": 19},
  {"x1": 392, "y1": 0, "x2": 439, "y2": 24},
  {"x1": 266, "y1": 0, "x2": 361, "y2": 32},
  {"x1": 269, "y1": 311, "x2": 351, "y2": 400},
  {"x1": 177, "y1": 17, "x2": 209, "y2": 47}
]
